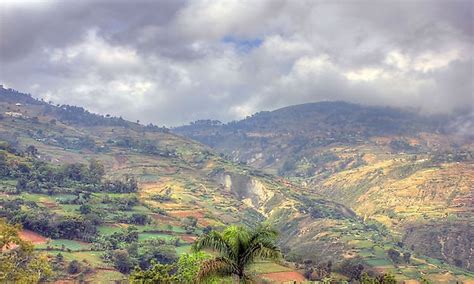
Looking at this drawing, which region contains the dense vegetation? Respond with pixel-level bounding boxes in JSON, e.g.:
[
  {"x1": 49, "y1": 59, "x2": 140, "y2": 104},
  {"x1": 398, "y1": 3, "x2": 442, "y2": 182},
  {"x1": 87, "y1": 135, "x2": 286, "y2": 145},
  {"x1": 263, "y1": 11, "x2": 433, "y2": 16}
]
[
  {"x1": 0, "y1": 219, "x2": 52, "y2": 282},
  {"x1": 0, "y1": 146, "x2": 186, "y2": 280}
]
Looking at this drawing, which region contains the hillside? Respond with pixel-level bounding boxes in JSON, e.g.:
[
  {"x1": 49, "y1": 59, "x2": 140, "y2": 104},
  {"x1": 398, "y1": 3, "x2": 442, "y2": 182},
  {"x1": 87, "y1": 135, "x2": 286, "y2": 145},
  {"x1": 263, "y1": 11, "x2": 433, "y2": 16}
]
[
  {"x1": 1, "y1": 88, "x2": 473, "y2": 282},
  {"x1": 174, "y1": 101, "x2": 474, "y2": 274}
]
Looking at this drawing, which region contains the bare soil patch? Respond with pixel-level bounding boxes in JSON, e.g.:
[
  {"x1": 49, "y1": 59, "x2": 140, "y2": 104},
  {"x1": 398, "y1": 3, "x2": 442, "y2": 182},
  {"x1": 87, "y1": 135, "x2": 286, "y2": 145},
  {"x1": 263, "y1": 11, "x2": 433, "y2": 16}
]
[
  {"x1": 259, "y1": 271, "x2": 306, "y2": 283},
  {"x1": 150, "y1": 213, "x2": 180, "y2": 226},
  {"x1": 42, "y1": 201, "x2": 58, "y2": 209},
  {"x1": 168, "y1": 210, "x2": 212, "y2": 226},
  {"x1": 168, "y1": 210, "x2": 205, "y2": 219},
  {"x1": 19, "y1": 229, "x2": 48, "y2": 245},
  {"x1": 180, "y1": 235, "x2": 197, "y2": 243}
]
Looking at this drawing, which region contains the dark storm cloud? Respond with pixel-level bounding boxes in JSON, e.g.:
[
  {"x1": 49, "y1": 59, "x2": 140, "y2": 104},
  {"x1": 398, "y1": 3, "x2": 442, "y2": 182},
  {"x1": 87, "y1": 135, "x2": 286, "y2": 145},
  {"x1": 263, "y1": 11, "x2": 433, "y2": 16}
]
[
  {"x1": 0, "y1": 0, "x2": 185, "y2": 61},
  {"x1": 0, "y1": 0, "x2": 472, "y2": 126}
]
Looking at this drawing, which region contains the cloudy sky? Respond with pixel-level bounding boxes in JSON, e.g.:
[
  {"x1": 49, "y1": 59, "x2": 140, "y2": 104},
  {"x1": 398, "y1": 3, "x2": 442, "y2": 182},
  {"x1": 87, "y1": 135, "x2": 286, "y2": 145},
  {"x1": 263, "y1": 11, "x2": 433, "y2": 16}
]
[{"x1": 0, "y1": 0, "x2": 472, "y2": 126}]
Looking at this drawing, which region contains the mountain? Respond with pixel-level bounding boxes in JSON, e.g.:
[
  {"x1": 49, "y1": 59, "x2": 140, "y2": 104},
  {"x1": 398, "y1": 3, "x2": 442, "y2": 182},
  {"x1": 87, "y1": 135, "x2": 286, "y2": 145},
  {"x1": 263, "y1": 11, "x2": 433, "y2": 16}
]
[
  {"x1": 174, "y1": 101, "x2": 474, "y2": 273},
  {"x1": 1, "y1": 87, "x2": 472, "y2": 282}
]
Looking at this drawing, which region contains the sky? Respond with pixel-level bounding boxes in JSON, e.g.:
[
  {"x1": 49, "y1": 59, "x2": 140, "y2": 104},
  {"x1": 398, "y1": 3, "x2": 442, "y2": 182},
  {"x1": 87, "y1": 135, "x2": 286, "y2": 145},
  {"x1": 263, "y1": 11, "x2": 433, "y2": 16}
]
[{"x1": 0, "y1": 0, "x2": 472, "y2": 126}]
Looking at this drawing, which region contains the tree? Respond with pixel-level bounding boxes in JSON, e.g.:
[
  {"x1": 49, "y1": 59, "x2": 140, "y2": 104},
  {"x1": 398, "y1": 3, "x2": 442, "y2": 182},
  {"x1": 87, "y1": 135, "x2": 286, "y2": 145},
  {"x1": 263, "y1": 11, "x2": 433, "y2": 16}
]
[
  {"x1": 55, "y1": 253, "x2": 64, "y2": 263},
  {"x1": 175, "y1": 252, "x2": 210, "y2": 282},
  {"x1": 26, "y1": 145, "x2": 38, "y2": 157},
  {"x1": 387, "y1": 248, "x2": 401, "y2": 264},
  {"x1": 377, "y1": 273, "x2": 397, "y2": 284},
  {"x1": 338, "y1": 259, "x2": 365, "y2": 281},
  {"x1": 203, "y1": 225, "x2": 213, "y2": 234},
  {"x1": 0, "y1": 152, "x2": 9, "y2": 177},
  {"x1": 0, "y1": 219, "x2": 52, "y2": 282},
  {"x1": 137, "y1": 239, "x2": 177, "y2": 269},
  {"x1": 128, "y1": 213, "x2": 149, "y2": 225},
  {"x1": 403, "y1": 252, "x2": 411, "y2": 263},
  {"x1": 361, "y1": 272, "x2": 397, "y2": 284},
  {"x1": 192, "y1": 225, "x2": 281, "y2": 281},
  {"x1": 182, "y1": 216, "x2": 198, "y2": 233},
  {"x1": 67, "y1": 260, "x2": 81, "y2": 274},
  {"x1": 130, "y1": 261, "x2": 176, "y2": 283},
  {"x1": 112, "y1": 249, "x2": 134, "y2": 274},
  {"x1": 304, "y1": 261, "x2": 332, "y2": 281},
  {"x1": 79, "y1": 204, "x2": 92, "y2": 215},
  {"x1": 129, "y1": 252, "x2": 211, "y2": 283},
  {"x1": 87, "y1": 159, "x2": 104, "y2": 184}
]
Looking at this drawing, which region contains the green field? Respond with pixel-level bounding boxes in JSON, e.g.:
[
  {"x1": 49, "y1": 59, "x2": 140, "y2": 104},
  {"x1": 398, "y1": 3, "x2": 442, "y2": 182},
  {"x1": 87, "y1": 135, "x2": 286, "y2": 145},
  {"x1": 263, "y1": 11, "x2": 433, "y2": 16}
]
[
  {"x1": 138, "y1": 232, "x2": 175, "y2": 241},
  {"x1": 175, "y1": 245, "x2": 192, "y2": 255},
  {"x1": 37, "y1": 239, "x2": 92, "y2": 251},
  {"x1": 249, "y1": 261, "x2": 293, "y2": 274},
  {"x1": 97, "y1": 225, "x2": 124, "y2": 235}
]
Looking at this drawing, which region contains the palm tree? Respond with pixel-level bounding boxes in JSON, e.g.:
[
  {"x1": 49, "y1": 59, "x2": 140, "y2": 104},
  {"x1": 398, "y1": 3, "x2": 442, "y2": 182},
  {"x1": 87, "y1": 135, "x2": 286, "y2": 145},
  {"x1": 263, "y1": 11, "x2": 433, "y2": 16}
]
[{"x1": 192, "y1": 225, "x2": 281, "y2": 282}]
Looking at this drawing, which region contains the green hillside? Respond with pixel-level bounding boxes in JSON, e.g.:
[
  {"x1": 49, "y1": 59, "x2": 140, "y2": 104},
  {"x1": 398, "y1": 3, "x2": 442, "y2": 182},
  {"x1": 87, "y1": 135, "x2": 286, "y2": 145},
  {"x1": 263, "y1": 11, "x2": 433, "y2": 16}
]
[{"x1": 1, "y1": 88, "x2": 473, "y2": 282}]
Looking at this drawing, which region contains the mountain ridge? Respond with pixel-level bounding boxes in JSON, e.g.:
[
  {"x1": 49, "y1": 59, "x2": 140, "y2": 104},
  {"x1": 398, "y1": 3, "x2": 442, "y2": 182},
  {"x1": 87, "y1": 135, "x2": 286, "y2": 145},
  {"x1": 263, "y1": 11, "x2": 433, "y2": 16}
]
[
  {"x1": 174, "y1": 100, "x2": 474, "y2": 273},
  {"x1": 0, "y1": 86, "x2": 473, "y2": 282}
]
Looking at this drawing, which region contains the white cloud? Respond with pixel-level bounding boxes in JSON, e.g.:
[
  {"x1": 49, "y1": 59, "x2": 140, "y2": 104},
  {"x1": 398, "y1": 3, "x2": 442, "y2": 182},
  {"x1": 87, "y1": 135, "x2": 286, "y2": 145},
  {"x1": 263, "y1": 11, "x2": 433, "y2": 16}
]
[
  {"x1": 47, "y1": 30, "x2": 140, "y2": 67},
  {"x1": 412, "y1": 49, "x2": 462, "y2": 73},
  {"x1": 344, "y1": 68, "x2": 384, "y2": 82}
]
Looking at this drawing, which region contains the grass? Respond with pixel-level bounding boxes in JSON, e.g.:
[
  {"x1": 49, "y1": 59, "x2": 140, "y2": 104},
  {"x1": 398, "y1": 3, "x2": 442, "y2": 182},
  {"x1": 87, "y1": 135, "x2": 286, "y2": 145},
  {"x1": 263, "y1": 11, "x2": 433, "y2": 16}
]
[
  {"x1": 138, "y1": 232, "x2": 175, "y2": 241},
  {"x1": 88, "y1": 270, "x2": 126, "y2": 282},
  {"x1": 0, "y1": 179, "x2": 17, "y2": 187},
  {"x1": 43, "y1": 250, "x2": 108, "y2": 267},
  {"x1": 54, "y1": 194, "x2": 77, "y2": 201},
  {"x1": 131, "y1": 205, "x2": 152, "y2": 212},
  {"x1": 366, "y1": 258, "x2": 394, "y2": 267},
  {"x1": 354, "y1": 239, "x2": 376, "y2": 249},
  {"x1": 175, "y1": 245, "x2": 192, "y2": 255},
  {"x1": 20, "y1": 193, "x2": 47, "y2": 202},
  {"x1": 59, "y1": 204, "x2": 81, "y2": 213},
  {"x1": 98, "y1": 225, "x2": 123, "y2": 235},
  {"x1": 358, "y1": 250, "x2": 374, "y2": 257},
  {"x1": 150, "y1": 224, "x2": 187, "y2": 233},
  {"x1": 37, "y1": 239, "x2": 91, "y2": 251},
  {"x1": 71, "y1": 251, "x2": 105, "y2": 266},
  {"x1": 248, "y1": 261, "x2": 293, "y2": 274}
]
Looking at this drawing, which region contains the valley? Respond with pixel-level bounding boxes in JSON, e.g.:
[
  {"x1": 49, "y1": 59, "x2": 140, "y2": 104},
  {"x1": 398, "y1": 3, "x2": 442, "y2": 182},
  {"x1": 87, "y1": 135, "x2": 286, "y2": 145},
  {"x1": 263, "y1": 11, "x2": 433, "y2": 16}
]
[{"x1": 0, "y1": 87, "x2": 473, "y2": 282}]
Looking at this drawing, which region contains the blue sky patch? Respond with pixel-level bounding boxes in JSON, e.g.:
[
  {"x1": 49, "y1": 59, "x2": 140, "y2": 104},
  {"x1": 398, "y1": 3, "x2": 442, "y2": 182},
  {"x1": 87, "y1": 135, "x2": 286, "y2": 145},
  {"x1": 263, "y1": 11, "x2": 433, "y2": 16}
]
[{"x1": 222, "y1": 36, "x2": 263, "y2": 53}]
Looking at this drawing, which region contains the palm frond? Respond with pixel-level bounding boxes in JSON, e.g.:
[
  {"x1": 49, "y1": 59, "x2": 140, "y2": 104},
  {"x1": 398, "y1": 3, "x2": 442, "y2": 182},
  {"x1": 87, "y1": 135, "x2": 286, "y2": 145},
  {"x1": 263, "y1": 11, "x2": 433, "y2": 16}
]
[
  {"x1": 240, "y1": 239, "x2": 281, "y2": 266},
  {"x1": 192, "y1": 231, "x2": 236, "y2": 260},
  {"x1": 195, "y1": 225, "x2": 281, "y2": 281},
  {"x1": 251, "y1": 225, "x2": 278, "y2": 241},
  {"x1": 254, "y1": 245, "x2": 281, "y2": 259},
  {"x1": 222, "y1": 225, "x2": 250, "y2": 259},
  {"x1": 243, "y1": 225, "x2": 278, "y2": 254},
  {"x1": 197, "y1": 256, "x2": 235, "y2": 281}
]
